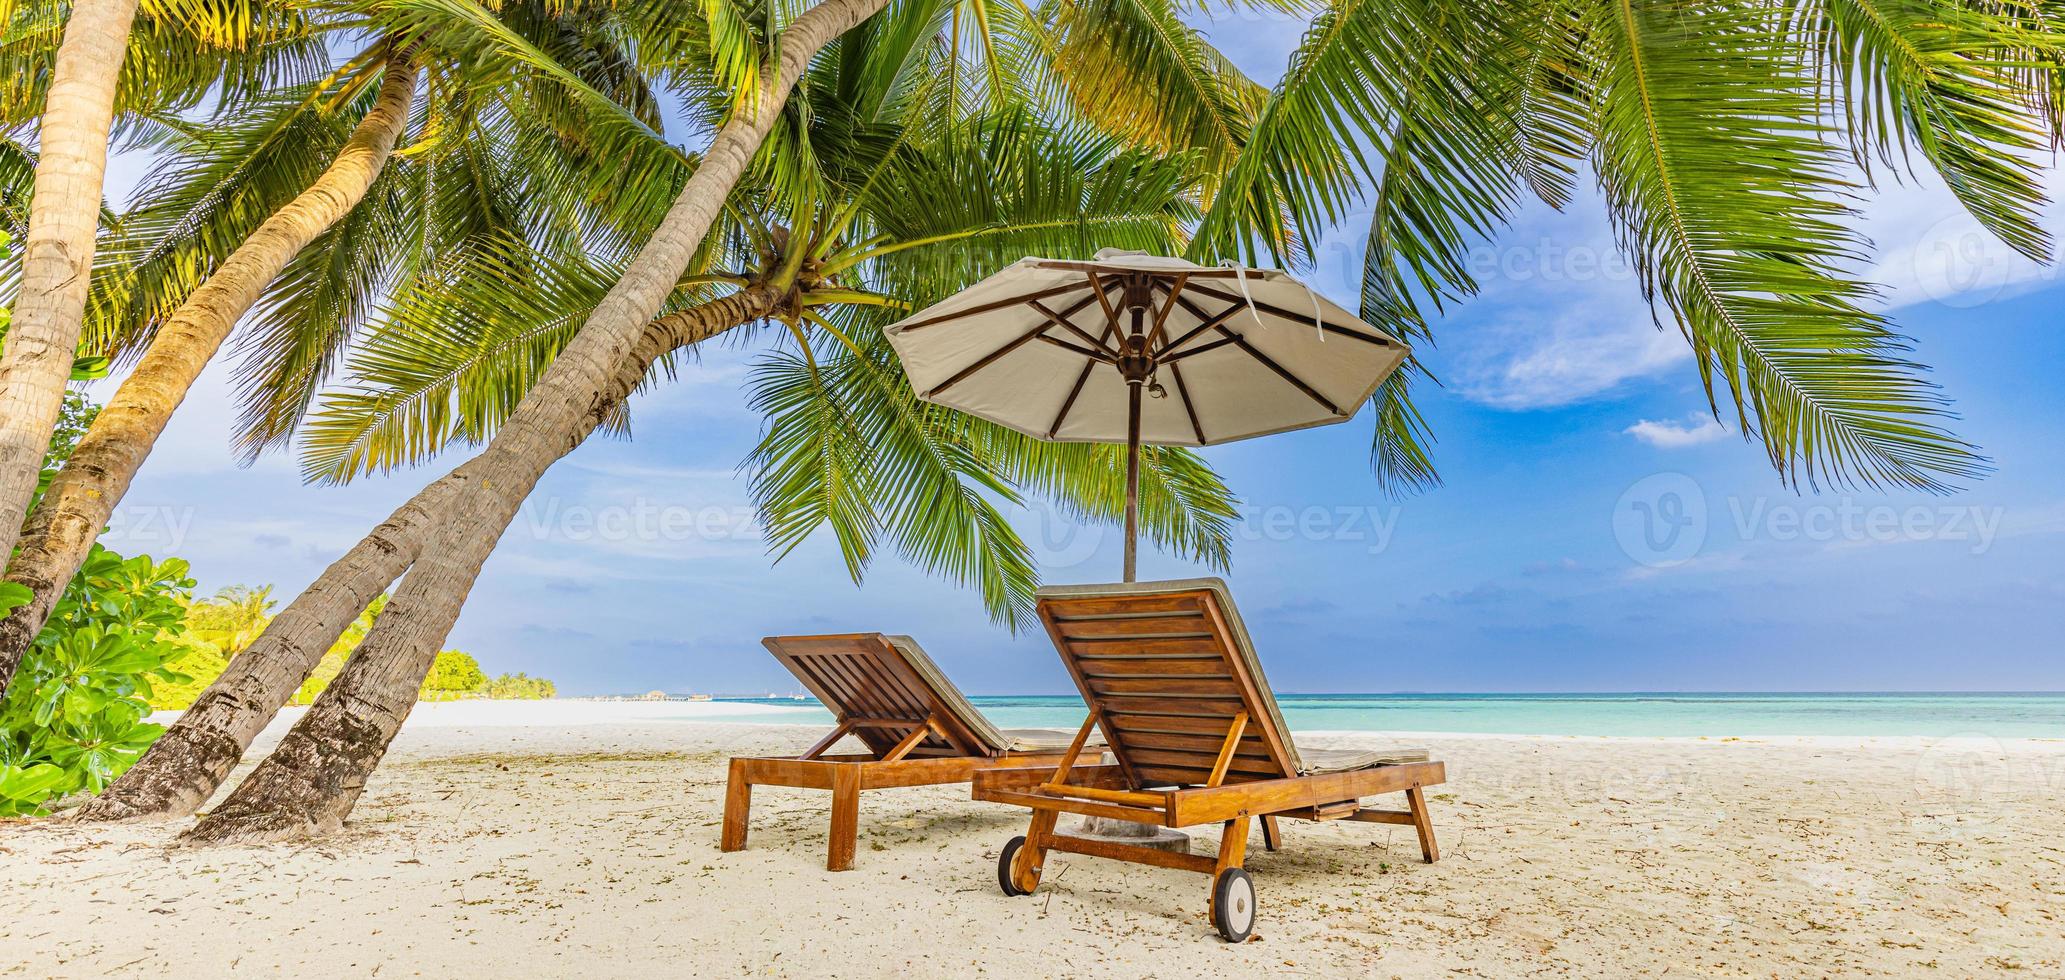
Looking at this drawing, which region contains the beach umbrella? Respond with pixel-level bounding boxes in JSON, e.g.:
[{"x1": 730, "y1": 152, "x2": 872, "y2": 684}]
[{"x1": 886, "y1": 249, "x2": 1409, "y2": 581}]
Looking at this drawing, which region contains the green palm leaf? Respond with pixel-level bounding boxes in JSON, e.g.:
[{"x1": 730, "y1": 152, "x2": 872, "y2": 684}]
[
  {"x1": 1587, "y1": 0, "x2": 1984, "y2": 491},
  {"x1": 1796, "y1": 0, "x2": 2054, "y2": 261}
]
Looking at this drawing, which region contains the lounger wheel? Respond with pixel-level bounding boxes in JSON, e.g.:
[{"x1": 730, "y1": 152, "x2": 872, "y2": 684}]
[
  {"x1": 1210, "y1": 868, "x2": 1256, "y2": 943},
  {"x1": 997, "y1": 836, "x2": 1033, "y2": 896}
]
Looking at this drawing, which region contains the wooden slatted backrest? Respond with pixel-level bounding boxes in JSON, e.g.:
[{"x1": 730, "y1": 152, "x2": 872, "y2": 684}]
[
  {"x1": 1035, "y1": 582, "x2": 1299, "y2": 788},
  {"x1": 761, "y1": 634, "x2": 993, "y2": 759}
]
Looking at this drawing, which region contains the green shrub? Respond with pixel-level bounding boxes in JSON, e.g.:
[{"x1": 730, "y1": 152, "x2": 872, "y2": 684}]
[
  {"x1": 0, "y1": 548, "x2": 196, "y2": 815},
  {"x1": 0, "y1": 316, "x2": 187, "y2": 815}
]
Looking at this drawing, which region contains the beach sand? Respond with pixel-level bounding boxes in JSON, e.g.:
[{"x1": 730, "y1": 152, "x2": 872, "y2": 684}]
[{"x1": 3, "y1": 702, "x2": 2061, "y2": 977}]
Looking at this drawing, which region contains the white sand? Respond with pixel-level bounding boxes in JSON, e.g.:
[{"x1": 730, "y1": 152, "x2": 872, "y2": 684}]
[{"x1": 5, "y1": 703, "x2": 2062, "y2": 977}]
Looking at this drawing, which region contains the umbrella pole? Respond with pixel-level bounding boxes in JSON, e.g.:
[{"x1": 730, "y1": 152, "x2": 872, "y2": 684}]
[{"x1": 1124, "y1": 380, "x2": 1141, "y2": 583}]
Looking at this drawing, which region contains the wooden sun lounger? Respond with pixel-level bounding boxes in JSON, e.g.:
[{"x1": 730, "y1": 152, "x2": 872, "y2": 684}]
[
  {"x1": 975, "y1": 579, "x2": 1447, "y2": 942},
  {"x1": 722, "y1": 633, "x2": 1082, "y2": 871}
]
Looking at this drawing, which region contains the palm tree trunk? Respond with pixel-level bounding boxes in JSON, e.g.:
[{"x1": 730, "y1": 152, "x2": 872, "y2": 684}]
[
  {"x1": 181, "y1": 286, "x2": 784, "y2": 842},
  {"x1": 0, "y1": 56, "x2": 419, "y2": 699},
  {"x1": 180, "y1": 0, "x2": 887, "y2": 845},
  {"x1": 0, "y1": 0, "x2": 140, "y2": 561},
  {"x1": 68, "y1": 476, "x2": 458, "y2": 821},
  {"x1": 73, "y1": 291, "x2": 763, "y2": 823}
]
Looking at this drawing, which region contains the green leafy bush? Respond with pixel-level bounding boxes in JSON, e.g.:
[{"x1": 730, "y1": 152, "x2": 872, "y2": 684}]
[
  {"x1": 0, "y1": 313, "x2": 190, "y2": 815},
  {"x1": 0, "y1": 548, "x2": 196, "y2": 815}
]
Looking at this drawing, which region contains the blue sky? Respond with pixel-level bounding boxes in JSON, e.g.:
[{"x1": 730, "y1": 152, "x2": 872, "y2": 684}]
[{"x1": 84, "y1": 14, "x2": 2065, "y2": 696}]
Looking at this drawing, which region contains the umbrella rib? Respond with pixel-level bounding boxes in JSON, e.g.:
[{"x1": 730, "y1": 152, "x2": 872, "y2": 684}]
[
  {"x1": 1155, "y1": 299, "x2": 1242, "y2": 359},
  {"x1": 1217, "y1": 326, "x2": 1344, "y2": 415},
  {"x1": 1032, "y1": 260, "x2": 1250, "y2": 279},
  {"x1": 1166, "y1": 361, "x2": 1205, "y2": 444},
  {"x1": 895, "y1": 281, "x2": 1090, "y2": 332},
  {"x1": 1046, "y1": 360, "x2": 1099, "y2": 440},
  {"x1": 1046, "y1": 286, "x2": 1126, "y2": 439},
  {"x1": 1028, "y1": 298, "x2": 1122, "y2": 357},
  {"x1": 1146, "y1": 275, "x2": 1188, "y2": 352},
  {"x1": 1182, "y1": 282, "x2": 1393, "y2": 347},
  {"x1": 924, "y1": 290, "x2": 1105, "y2": 399},
  {"x1": 1086, "y1": 270, "x2": 1120, "y2": 335},
  {"x1": 1159, "y1": 335, "x2": 1239, "y2": 364},
  {"x1": 1168, "y1": 293, "x2": 1343, "y2": 416},
  {"x1": 1035, "y1": 334, "x2": 1112, "y2": 361}
]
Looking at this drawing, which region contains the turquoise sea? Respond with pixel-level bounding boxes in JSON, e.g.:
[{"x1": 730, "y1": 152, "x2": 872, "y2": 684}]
[{"x1": 699, "y1": 692, "x2": 2065, "y2": 739}]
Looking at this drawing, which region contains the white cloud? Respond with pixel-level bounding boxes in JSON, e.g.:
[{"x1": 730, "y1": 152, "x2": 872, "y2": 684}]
[
  {"x1": 1855, "y1": 171, "x2": 2065, "y2": 312},
  {"x1": 1624, "y1": 413, "x2": 1728, "y2": 449},
  {"x1": 1450, "y1": 306, "x2": 1690, "y2": 409}
]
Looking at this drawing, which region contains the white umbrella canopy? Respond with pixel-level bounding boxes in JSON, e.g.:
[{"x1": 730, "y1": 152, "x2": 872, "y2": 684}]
[{"x1": 885, "y1": 249, "x2": 1410, "y2": 580}]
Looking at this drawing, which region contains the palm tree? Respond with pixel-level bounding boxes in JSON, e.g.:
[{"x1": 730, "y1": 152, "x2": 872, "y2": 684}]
[
  {"x1": 185, "y1": 585, "x2": 278, "y2": 653},
  {"x1": 81, "y1": 1, "x2": 1249, "y2": 825},
  {"x1": 0, "y1": 51, "x2": 417, "y2": 696},
  {"x1": 177, "y1": 107, "x2": 1238, "y2": 841},
  {"x1": 0, "y1": 0, "x2": 697, "y2": 698},
  {"x1": 103, "y1": 0, "x2": 2064, "y2": 838},
  {"x1": 0, "y1": 0, "x2": 143, "y2": 564},
  {"x1": 0, "y1": 0, "x2": 320, "y2": 554}
]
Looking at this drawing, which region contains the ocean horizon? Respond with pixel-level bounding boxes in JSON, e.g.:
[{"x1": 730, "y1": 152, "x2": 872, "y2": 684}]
[{"x1": 676, "y1": 691, "x2": 2065, "y2": 739}]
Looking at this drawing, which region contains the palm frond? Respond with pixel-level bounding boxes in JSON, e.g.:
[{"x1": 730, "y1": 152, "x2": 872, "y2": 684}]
[
  {"x1": 297, "y1": 240, "x2": 631, "y2": 484},
  {"x1": 1796, "y1": 0, "x2": 2054, "y2": 260},
  {"x1": 85, "y1": 75, "x2": 370, "y2": 360},
  {"x1": 1365, "y1": 359, "x2": 1440, "y2": 496},
  {"x1": 1586, "y1": 0, "x2": 1986, "y2": 491},
  {"x1": 1039, "y1": 0, "x2": 1264, "y2": 192}
]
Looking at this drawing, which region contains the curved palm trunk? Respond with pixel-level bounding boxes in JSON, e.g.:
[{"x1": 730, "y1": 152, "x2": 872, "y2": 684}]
[
  {"x1": 69, "y1": 475, "x2": 457, "y2": 821},
  {"x1": 0, "y1": 0, "x2": 141, "y2": 561},
  {"x1": 176, "y1": 0, "x2": 887, "y2": 845},
  {"x1": 0, "y1": 57, "x2": 419, "y2": 699},
  {"x1": 182, "y1": 286, "x2": 784, "y2": 842},
  {"x1": 75, "y1": 293, "x2": 764, "y2": 823}
]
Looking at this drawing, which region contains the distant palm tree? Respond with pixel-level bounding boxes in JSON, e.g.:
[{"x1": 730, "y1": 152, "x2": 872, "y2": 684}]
[{"x1": 186, "y1": 584, "x2": 279, "y2": 654}]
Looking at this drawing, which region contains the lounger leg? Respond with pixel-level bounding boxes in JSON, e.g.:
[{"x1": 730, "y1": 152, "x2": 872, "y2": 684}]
[
  {"x1": 1405, "y1": 785, "x2": 1439, "y2": 863},
  {"x1": 827, "y1": 763, "x2": 861, "y2": 872},
  {"x1": 1214, "y1": 818, "x2": 1251, "y2": 875},
  {"x1": 1014, "y1": 808, "x2": 1060, "y2": 894},
  {"x1": 1207, "y1": 818, "x2": 1252, "y2": 920},
  {"x1": 721, "y1": 759, "x2": 752, "y2": 852},
  {"x1": 1259, "y1": 814, "x2": 1280, "y2": 852}
]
